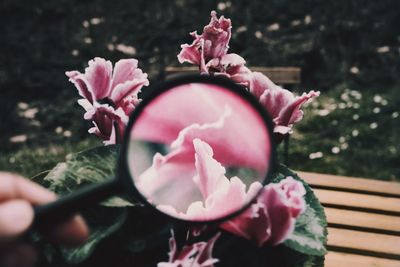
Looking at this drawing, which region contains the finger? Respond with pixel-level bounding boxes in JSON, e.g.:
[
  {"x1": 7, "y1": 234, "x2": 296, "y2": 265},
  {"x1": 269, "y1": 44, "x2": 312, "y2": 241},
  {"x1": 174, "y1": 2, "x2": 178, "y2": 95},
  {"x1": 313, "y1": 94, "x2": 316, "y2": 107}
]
[
  {"x1": 0, "y1": 242, "x2": 38, "y2": 267},
  {"x1": 0, "y1": 172, "x2": 56, "y2": 204},
  {"x1": 0, "y1": 200, "x2": 34, "y2": 242},
  {"x1": 45, "y1": 215, "x2": 89, "y2": 247},
  {"x1": 0, "y1": 172, "x2": 89, "y2": 246}
]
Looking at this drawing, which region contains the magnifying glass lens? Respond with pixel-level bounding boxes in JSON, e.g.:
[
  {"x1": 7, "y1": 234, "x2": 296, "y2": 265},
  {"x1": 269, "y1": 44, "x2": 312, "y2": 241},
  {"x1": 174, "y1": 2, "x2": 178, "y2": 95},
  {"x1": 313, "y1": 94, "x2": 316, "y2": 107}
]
[{"x1": 127, "y1": 82, "x2": 272, "y2": 222}]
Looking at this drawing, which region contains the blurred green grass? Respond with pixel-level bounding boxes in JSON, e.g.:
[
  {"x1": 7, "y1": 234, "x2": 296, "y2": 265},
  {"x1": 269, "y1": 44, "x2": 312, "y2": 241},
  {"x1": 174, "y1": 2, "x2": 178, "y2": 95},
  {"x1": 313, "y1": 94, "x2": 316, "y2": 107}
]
[{"x1": 287, "y1": 83, "x2": 399, "y2": 181}]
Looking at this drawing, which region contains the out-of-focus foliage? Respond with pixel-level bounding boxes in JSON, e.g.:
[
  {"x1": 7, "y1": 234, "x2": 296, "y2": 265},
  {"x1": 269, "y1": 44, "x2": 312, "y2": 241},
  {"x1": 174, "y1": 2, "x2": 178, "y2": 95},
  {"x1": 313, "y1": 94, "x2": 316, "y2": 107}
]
[{"x1": 0, "y1": 0, "x2": 399, "y2": 180}]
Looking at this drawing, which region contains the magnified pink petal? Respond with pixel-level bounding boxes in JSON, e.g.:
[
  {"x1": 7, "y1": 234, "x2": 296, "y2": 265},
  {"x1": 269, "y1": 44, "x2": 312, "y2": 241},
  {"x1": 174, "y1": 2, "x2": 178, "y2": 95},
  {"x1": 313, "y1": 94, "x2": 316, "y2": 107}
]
[
  {"x1": 193, "y1": 138, "x2": 228, "y2": 199},
  {"x1": 155, "y1": 139, "x2": 263, "y2": 221},
  {"x1": 132, "y1": 84, "x2": 240, "y2": 143},
  {"x1": 133, "y1": 84, "x2": 270, "y2": 172},
  {"x1": 171, "y1": 106, "x2": 268, "y2": 172}
]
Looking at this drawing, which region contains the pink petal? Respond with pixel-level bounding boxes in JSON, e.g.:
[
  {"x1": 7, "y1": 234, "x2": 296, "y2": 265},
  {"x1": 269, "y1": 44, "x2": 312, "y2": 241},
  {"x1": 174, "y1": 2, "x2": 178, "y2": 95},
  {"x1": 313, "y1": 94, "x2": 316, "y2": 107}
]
[
  {"x1": 135, "y1": 149, "x2": 196, "y2": 203},
  {"x1": 259, "y1": 88, "x2": 319, "y2": 135},
  {"x1": 77, "y1": 98, "x2": 95, "y2": 120},
  {"x1": 116, "y1": 94, "x2": 141, "y2": 115},
  {"x1": 83, "y1": 57, "x2": 113, "y2": 100},
  {"x1": 220, "y1": 202, "x2": 271, "y2": 247},
  {"x1": 131, "y1": 83, "x2": 233, "y2": 144},
  {"x1": 259, "y1": 87, "x2": 295, "y2": 120},
  {"x1": 186, "y1": 140, "x2": 262, "y2": 221},
  {"x1": 158, "y1": 231, "x2": 220, "y2": 267},
  {"x1": 193, "y1": 138, "x2": 228, "y2": 199},
  {"x1": 260, "y1": 185, "x2": 295, "y2": 245},
  {"x1": 170, "y1": 106, "x2": 268, "y2": 172},
  {"x1": 220, "y1": 177, "x2": 306, "y2": 246},
  {"x1": 177, "y1": 38, "x2": 202, "y2": 65},
  {"x1": 66, "y1": 71, "x2": 94, "y2": 103},
  {"x1": 111, "y1": 58, "x2": 137, "y2": 87},
  {"x1": 201, "y1": 11, "x2": 231, "y2": 60},
  {"x1": 276, "y1": 90, "x2": 320, "y2": 126},
  {"x1": 150, "y1": 139, "x2": 262, "y2": 221},
  {"x1": 248, "y1": 72, "x2": 276, "y2": 99},
  {"x1": 110, "y1": 59, "x2": 149, "y2": 105},
  {"x1": 83, "y1": 103, "x2": 128, "y2": 144},
  {"x1": 219, "y1": 53, "x2": 246, "y2": 67}
]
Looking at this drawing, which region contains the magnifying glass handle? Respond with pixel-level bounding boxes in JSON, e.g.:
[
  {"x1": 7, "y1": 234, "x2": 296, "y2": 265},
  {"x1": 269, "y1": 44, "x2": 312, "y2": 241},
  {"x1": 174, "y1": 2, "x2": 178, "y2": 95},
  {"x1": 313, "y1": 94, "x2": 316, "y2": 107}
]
[{"x1": 33, "y1": 179, "x2": 120, "y2": 230}]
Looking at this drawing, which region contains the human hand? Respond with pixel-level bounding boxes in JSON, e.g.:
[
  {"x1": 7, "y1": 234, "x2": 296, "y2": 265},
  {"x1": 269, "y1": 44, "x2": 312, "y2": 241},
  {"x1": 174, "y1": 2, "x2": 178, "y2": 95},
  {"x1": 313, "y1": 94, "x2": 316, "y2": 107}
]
[{"x1": 0, "y1": 172, "x2": 89, "y2": 267}]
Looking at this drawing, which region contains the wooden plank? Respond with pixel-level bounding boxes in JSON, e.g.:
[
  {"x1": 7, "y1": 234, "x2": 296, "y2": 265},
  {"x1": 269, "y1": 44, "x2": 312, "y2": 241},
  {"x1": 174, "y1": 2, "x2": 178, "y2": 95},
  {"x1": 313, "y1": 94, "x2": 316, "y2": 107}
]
[
  {"x1": 325, "y1": 207, "x2": 400, "y2": 233},
  {"x1": 314, "y1": 189, "x2": 400, "y2": 214},
  {"x1": 164, "y1": 66, "x2": 301, "y2": 84},
  {"x1": 326, "y1": 251, "x2": 400, "y2": 267},
  {"x1": 297, "y1": 171, "x2": 400, "y2": 197},
  {"x1": 328, "y1": 228, "x2": 400, "y2": 257}
]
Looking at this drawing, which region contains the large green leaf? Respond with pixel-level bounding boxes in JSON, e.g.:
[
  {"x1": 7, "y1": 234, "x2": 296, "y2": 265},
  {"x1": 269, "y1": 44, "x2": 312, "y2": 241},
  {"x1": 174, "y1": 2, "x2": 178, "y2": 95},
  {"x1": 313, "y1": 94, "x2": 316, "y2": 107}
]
[
  {"x1": 60, "y1": 208, "x2": 127, "y2": 264},
  {"x1": 43, "y1": 144, "x2": 134, "y2": 207},
  {"x1": 38, "y1": 145, "x2": 136, "y2": 264},
  {"x1": 274, "y1": 165, "x2": 328, "y2": 257}
]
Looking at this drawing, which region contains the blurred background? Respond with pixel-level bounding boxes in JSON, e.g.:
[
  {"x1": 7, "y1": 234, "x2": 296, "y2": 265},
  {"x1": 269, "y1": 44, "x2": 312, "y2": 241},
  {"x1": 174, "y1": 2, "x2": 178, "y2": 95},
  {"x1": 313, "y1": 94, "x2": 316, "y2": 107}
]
[{"x1": 0, "y1": 0, "x2": 399, "y2": 181}]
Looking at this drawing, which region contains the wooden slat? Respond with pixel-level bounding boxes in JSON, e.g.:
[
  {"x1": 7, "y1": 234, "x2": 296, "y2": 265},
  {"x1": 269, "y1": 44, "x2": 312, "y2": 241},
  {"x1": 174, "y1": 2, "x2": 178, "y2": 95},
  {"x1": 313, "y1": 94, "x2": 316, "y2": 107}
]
[
  {"x1": 328, "y1": 228, "x2": 400, "y2": 257},
  {"x1": 326, "y1": 251, "x2": 400, "y2": 267},
  {"x1": 314, "y1": 189, "x2": 400, "y2": 214},
  {"x1": 164, "y1": 66, "x2": 301, "y2": 84},
  {"x1": 298, "y1": 171, "x2": 400, "y2": 197},
  {"x1": 325, "y1": 207, "x2": 400, "y2": 233}
]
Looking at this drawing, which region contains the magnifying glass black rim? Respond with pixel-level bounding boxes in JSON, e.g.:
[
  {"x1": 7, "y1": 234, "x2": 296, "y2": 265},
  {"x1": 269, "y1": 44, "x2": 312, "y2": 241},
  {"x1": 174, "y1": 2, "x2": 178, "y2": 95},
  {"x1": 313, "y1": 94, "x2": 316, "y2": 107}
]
[{"x1": 118, "y1": 74, "x2": 277, "y2": 225}]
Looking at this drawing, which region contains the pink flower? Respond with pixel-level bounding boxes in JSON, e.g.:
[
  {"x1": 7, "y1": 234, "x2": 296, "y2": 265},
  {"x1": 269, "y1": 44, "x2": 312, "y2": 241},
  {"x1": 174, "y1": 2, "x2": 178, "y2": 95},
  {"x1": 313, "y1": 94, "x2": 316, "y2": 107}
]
[
  {"x1": 66, "y1": 57, "x2": 148, "y2": 144},
  {"x1": 220, "y1": 176, "x2": 306, "y2": 246},
  {"x1": 178, "y1": 11, "x2": 232, "y2": 73},
  {"x1": 157, "y1": 231, "x2": 220, "y2": 267},
  {"x1": 177, "y1": 12, "x2": 319, "y2": 138},
  {"x1": 260, "y1": 88, "x2": 320, "y2": 135}
]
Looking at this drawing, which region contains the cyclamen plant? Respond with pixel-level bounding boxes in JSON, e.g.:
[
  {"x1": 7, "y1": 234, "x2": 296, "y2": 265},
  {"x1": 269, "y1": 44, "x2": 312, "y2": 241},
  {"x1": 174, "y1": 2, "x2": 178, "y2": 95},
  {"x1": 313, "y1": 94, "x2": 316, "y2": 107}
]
[{"x1": 39, "y1": 11, "x2": 327, "y2": 267}]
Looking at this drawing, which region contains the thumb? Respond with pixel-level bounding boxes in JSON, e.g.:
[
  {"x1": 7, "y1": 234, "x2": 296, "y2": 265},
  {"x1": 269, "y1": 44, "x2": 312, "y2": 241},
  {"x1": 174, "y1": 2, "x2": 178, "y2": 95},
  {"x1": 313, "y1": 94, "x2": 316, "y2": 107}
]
[{"x1": 0, "y1": 200, "x2": 34, "y2": 243}]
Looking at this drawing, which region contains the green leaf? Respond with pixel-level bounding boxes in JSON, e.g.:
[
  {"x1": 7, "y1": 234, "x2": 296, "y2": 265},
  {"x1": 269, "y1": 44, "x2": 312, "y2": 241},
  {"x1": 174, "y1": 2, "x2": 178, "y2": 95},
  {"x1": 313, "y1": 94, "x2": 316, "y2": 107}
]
[
  {"x1": 297, "y1": 255, "x2": 325, "y2": 267},
  {"x1": 60, "y1": 208, "x2": 127, "y2": 264},
  {"x1": 43, "y1": 144, "x2": 134, "y2": 207},
  {"x1": 275, "y1": 165, "x2": 328, "y2": 257}
]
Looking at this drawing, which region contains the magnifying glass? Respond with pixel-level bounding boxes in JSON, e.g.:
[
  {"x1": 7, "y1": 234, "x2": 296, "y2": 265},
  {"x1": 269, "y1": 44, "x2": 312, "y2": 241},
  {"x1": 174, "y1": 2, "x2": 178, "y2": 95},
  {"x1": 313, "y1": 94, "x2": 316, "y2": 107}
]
[{"x1": 33, "y1": 74, "x2": 276, "y2": 228}]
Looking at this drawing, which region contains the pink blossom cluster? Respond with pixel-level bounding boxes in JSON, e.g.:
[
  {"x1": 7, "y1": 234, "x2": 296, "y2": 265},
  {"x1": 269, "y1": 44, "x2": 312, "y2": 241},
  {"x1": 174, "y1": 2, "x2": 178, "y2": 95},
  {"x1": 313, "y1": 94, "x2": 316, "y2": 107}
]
[
  {"x1": 66, "y1": 58, "x2": 149, "y2": 144},
  {"x1": 178, "y1": 11, "x2": 319, "y2": 138},
  {"x1": 221, "y1": 176, "x2": 306, "y2": 246},
  {"x1": 65, "y1": 11, "x2": 310, "y2": 263}
]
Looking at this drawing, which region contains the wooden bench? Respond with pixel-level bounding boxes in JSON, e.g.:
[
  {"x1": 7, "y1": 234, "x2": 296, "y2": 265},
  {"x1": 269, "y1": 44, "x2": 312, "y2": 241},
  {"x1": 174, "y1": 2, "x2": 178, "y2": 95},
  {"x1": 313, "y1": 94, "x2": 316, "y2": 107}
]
[
  {"x1": 299, "y1": 171, "x2": 400, "y2": 267},
  {"x1": 165, "y1": 66, "x2": 301, "y2": 85}
]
